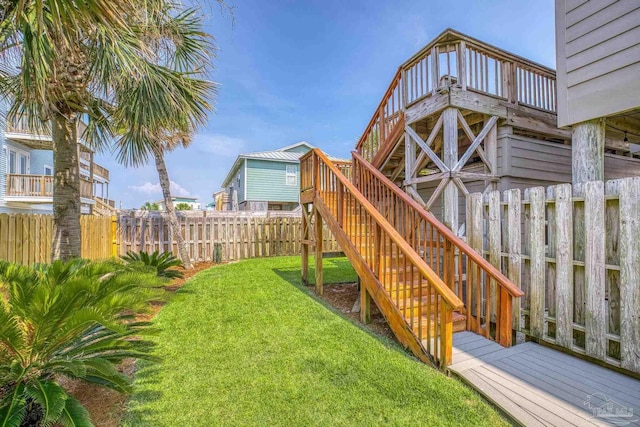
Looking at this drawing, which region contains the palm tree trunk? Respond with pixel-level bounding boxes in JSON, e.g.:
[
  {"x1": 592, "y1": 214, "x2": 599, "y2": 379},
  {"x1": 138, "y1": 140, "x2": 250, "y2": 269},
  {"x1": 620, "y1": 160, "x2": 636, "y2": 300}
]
[
  {"x1": 51, "y1": 112, "x2": 82, "y2": 261},
  {"x1": 153, "y1": 146, "x2": 193, "y2": 269}
]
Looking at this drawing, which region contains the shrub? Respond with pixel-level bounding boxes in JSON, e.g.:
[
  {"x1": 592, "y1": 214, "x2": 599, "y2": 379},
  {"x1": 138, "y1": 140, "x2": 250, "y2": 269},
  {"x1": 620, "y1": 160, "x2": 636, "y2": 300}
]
[
  {"x1": 0, "y1": 259, "x2": 163, "y2": 426},
  {"x1": 121, "y1": 250, "x2": 184, "y2": 279}
]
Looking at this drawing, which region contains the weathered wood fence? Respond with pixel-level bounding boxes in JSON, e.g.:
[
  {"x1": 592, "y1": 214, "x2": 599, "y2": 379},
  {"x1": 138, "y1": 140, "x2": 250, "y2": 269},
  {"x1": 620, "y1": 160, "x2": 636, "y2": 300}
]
[
  {"x1": 118, "y1": 210, "x2": 339, "y2": 262},
  {"x1": 467, "y1": 177, "x2": 640, "y2": 374},
  {"x1": 0, "y1": 214, "x2": 116, "y2": 264}
]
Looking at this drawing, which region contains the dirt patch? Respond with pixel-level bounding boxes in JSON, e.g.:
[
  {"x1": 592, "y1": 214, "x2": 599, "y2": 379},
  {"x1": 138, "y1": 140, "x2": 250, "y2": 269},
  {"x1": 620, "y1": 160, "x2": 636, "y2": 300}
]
[
  {"x1": 308, "y1": 282, "x2": 395, "y2": 341},
  {"x1": 65, "y1": 261, "x2": 219, "y2": 427}
]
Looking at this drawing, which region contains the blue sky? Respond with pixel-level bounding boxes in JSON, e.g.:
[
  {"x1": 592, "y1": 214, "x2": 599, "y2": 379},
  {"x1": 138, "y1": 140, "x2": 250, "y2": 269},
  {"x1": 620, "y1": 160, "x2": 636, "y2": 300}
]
[{"x1": 101, "y1": 0, "x2": 556, "y2": 208}]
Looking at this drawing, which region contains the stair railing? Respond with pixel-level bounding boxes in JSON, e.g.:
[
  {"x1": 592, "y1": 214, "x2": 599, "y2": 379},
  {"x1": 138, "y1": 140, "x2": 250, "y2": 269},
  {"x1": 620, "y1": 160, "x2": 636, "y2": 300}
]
[
  {"x1": 301, "y1": 148, "x2": 463, "y2": 366},
  {"x1": 352, "y1": 151, "x2": 524, "y2": 347}
]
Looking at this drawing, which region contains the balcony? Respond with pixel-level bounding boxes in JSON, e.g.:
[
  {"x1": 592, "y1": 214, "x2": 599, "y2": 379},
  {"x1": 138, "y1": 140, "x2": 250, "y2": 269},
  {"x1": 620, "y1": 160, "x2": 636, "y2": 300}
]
[
  {"x1": 6, "y1": 174, "x2": 93, "y2": 200},
  {"x1": 5, "y1": 117, "x2": 88, "y2": 150},
  {"x1": 356, "y1": 29, "x2": 557, "y2": 163}
]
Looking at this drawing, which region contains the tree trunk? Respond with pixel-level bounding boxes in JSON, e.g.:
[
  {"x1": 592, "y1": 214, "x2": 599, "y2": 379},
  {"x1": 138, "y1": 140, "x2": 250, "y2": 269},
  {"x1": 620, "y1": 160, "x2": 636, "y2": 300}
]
[
  {"x1": 153, "y1": 146, "x2": 193, "y2": 269},
  {"x1": 51, "y1": 112, "x2": 82, "y2": 261}
]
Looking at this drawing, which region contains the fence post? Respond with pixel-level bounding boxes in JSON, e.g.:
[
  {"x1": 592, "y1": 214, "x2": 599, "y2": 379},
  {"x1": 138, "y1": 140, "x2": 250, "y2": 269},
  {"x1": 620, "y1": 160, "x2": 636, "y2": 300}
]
[
  {"x1": 555, "y1": 184, "x2": 574, "y2": 348},
  {"x1": 584, "y1": 180, "x2": 606, "y2": 360},
  {"x1": 488, "y1": 190, "x2": 501, "y2": 322},
  {"x1": 619, "y1": 177, "x2": 640, "y2": 371},
  {"x1": 505, "y1": 189, "x2": 522, "y2": 332},
  {"x1": 527, "y1": 187, "x2": 545, "y2": 339}
]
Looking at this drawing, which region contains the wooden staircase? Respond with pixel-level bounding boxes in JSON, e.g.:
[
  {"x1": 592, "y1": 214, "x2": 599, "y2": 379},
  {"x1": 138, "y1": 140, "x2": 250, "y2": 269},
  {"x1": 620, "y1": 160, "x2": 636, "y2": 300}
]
[{"x1": 300, "y1": 148, "x2": 523, "y2": 368}]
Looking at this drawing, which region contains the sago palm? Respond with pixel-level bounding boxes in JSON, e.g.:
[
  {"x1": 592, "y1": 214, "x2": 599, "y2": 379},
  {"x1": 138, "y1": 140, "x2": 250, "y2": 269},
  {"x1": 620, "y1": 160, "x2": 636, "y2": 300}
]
[
  {"x1": 0, "y1": 0, "x2": 214, "y2": 261},
  {"x1": 0, "y1": 259, "x2": 164, "y2": 426}
]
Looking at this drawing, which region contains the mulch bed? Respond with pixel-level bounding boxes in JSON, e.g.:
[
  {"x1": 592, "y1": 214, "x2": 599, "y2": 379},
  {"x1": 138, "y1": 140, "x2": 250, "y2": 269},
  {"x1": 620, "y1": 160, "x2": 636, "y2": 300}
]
[
  {"x1": 307, "y1": 282, "x2": 395, "y2": 341},
  {"x1": 64, "y1": 261, "x2": 218, "y2": 427}
]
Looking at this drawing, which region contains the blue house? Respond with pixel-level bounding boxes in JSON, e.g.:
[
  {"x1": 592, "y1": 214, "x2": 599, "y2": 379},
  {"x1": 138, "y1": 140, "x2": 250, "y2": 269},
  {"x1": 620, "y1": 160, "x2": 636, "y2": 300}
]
[
  {"x1": 0, "y1": 112, "x2": 112, "y2": 214},
  {"x1": 220, "y1": 141, "x2": 347, "y2": 211}
]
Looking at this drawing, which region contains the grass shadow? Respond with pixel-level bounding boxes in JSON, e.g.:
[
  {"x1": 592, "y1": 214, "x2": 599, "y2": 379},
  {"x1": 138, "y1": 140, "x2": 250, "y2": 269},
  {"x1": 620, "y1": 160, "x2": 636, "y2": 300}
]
[{"x1": 272, "y1": 260, "x2": 421, "y2": 363}]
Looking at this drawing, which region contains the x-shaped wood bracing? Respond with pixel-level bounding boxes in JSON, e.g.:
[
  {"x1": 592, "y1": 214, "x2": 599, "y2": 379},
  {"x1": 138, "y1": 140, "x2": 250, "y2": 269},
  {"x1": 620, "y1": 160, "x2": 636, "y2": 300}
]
[{"x1": 404, "y1": 111, "x2": 498, "y2": 209}]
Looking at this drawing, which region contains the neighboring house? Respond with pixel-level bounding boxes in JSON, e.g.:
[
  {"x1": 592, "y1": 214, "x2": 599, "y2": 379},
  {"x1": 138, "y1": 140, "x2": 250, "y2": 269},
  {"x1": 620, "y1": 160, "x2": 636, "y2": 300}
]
[
  {"x1": 155, "y1": 196, "x2": 200, "y2": 211},
  {"x1": 555, "y1": 0, "x2": 640, "y2": 185},
  {"x1": 219, "y1": 141, "x2": 347, "y2": 211},
  {"x1": 0, "y1": 113, "x2": 113, "y2": 215},
  {"x1": 211, "y1": 189, "x2": 228, "y2": 211}
]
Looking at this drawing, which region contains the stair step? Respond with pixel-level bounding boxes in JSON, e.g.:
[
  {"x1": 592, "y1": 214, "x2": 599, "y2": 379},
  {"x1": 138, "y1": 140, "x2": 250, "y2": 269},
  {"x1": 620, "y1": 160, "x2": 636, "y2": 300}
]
[{"x1": 410, "y1": 311, "x2": 467, "y2": 337}]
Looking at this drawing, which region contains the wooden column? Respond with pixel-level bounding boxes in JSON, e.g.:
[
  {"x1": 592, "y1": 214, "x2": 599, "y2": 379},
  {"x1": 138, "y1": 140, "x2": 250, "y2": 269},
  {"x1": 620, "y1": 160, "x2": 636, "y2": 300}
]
[
  {"x1": 484, "y1": 121, "x2": 498, "y2": 191},
  {"x1": 314, "y1": 207, "x2": 323, "y2": 295},
  {"x1": 443, "y1": 108, "x2": 458, "y2": 232},
  {"x1": 301, "y1": 204, "x2": 309, "y2": 285},
  {"x1": 360, "y1": 283, "x2": 371, "y2": 324},
  {"x1": 572, "y1": 119, "x2": 605, "y2": 186},
  {"x1": 404, "y1": 131, "x2": 415, "y2": 194}
]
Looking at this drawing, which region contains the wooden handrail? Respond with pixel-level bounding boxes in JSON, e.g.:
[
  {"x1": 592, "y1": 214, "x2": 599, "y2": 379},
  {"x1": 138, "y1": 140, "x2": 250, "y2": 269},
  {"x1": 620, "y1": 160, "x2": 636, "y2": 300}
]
[
  {"x1": 355, "y1": 68, "x2": 403, "y2": 158},
  {"x1": 312, "y1": 148, "x2": 463, "y2": 310},
  {"x1": 352, "y1": 151, "x2": 524, "y2": 346},
  {"x1": 352, "y1": 151, "x2": 523, "y2": 299}
]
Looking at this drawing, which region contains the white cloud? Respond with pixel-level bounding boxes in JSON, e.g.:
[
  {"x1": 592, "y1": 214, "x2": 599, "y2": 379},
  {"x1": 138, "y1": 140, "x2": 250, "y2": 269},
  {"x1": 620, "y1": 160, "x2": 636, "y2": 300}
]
[
  {"x1": 193, "y1": 133, "x2": 246, "y2": 157},
  {"x1": 129, "y1": 180, "x2": 192, "y2": 197}
]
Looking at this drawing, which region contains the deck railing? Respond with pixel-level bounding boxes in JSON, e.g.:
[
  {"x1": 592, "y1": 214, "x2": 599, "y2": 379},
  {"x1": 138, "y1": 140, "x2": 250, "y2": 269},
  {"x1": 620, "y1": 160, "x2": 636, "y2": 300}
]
[
  {"x1": 352, "y1": 151, "x2": 524, "y2": 347},
  {"x1": 356, "y1": 33, "x2": 556, "y2": 162},
  {"x1": 303, "y1": 148, "x2": 464, "y2": 366},
  {"x1": 355, "y1": 70, "x2": 404, "y2": 163},
  {"x1": 6, "y1": 174, "x2": 93, "y2": 199}
]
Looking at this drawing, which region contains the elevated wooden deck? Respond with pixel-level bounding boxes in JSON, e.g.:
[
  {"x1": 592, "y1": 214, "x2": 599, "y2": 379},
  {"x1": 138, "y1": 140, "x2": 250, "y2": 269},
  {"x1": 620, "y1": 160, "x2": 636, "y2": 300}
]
[{"x1": 450, "y1": 332, "x2": 640, "y2": 427}]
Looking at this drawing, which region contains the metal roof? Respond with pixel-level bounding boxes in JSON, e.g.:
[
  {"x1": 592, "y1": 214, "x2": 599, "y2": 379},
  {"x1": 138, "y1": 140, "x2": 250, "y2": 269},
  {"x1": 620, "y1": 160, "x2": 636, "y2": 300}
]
[{"x1": 220, "y1": 144, "x2": 350, "y2": 188}]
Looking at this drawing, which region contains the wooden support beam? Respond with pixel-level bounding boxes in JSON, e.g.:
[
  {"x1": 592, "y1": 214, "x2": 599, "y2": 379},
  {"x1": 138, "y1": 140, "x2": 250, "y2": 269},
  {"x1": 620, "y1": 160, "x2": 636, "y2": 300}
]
[
  {"x1": 406, "y1": 125, "x2": 448, "y2": 172},
  {"x1": 404, "y1": 171, "x2": 448, "y2": 186},
  {"x1": 314, "y1": 207, "x2": 323, "y2": 295},
  {"x1": 390, "y1": 161, "x2": 405, "y2": 182},
  {"x1": 442, "y1": 108, "x2": 458, "y2": 232},
  {"x1": 485, "y1": 119, "x2": 498, "y2": 180},
  {"x1": 412, "y1": 114, "x2": 444, "y2": 176},
  {"x1": 301, "y1": 204, "x2": 309, "y2": 285},
  {"x1": 572, "y1": 119, "x2": 605, "y2": 186},
  {"x1": 426, "y1": 177, "x2": 449, "y2": 210},
  {"x1": 454, "y1": 116, "x2": 498, "y2": 171},
  {"x1": 404, "y1": 131, "x2": 416, "y2": 195},
  {"x1": 360, "y1": 283, "x2": 371, "y2": 324}
]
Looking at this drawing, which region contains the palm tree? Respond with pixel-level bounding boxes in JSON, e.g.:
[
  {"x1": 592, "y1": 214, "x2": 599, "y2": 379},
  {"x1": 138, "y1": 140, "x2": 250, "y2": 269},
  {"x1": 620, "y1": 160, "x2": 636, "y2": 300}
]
[
  {"x1": 141, "y1": 201, "x2": 160, "y2": 211},
  {"x1": 113, "y1": 7, "x2": 219, "y2": 270},
  {"x1": 0, "y1": 0, "x2": 214, "y2": 261}
]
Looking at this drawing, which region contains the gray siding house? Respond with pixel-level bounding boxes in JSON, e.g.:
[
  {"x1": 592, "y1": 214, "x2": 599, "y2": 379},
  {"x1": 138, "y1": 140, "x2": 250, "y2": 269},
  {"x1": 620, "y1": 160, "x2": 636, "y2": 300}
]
[
  {"x1": 220, "y1": 141, "x2": 346, "y2": 211},
  {"x1": 555, "y1": 0, "x2": 640, "y2": 127}
]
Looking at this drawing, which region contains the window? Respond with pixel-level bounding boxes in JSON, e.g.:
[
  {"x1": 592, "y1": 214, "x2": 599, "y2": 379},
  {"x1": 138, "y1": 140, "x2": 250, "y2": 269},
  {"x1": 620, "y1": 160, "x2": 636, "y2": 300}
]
[
  {"x1": 286, "y1": 165, "x2": 296, "y2": 186},
  {"x1": 7, "y1": 148, "x2": 29, "y2": 174},
  {"x1": 44, "y1": 165, "x2": 53, "y2": 176}
]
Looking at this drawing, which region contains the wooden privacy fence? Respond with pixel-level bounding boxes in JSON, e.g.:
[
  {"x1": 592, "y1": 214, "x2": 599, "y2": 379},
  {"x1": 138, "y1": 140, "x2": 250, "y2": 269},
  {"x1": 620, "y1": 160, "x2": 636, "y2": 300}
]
[
  {"x1": 0, "y1": 214, "x2": 116, "y2": 264},
  {"x1": 118, "y1": 211, "x2": 340, "y2": 262},
  {"x1": 467, "y1": 177, "x2": 640, "y2": 374}
]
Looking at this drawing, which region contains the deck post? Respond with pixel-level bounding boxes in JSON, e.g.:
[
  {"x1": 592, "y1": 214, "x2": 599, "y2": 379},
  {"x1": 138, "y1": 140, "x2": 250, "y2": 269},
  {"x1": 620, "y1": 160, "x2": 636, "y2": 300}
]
[
  {"x1": 572, "y1": 119, "x2": 605, "y2": 186},
  {"x1": 314, "y1": 207, "x2": 323, "y2": 295},
  {"x1": 360, "y1": 282, "x2": 371, "y2": 324},
  {"x1": 301, "y1": 204, "x2": 309, "y2": 285},
  {"x1": 443, "y1": 108, "x2": 458, "y2": 232}
]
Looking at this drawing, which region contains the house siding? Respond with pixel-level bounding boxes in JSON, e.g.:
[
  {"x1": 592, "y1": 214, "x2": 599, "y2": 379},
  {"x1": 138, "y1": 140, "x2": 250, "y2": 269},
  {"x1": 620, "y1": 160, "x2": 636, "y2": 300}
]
[
  {"x1": 225, "y1": 160, "x2": 246, "y2": 204},
  {"x1": 245, "y1": 159, "x2": 299, "y2": 203},
  {"x1": 555, "y1": 0, "x2": 640, "y2": 126},
  {"x1": 417, "y1": 133, "x2": 640, "y2": 231}
]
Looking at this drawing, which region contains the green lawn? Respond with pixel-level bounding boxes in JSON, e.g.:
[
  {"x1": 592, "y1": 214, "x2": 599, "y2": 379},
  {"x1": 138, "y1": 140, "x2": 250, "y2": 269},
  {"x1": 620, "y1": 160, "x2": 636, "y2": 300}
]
[{"x1": 124, "y1": 256, "x2": 507, "y2": 427}]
